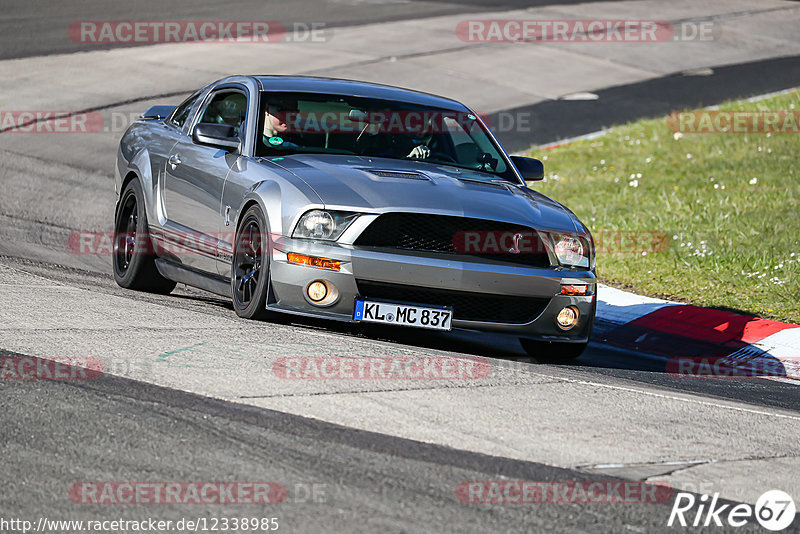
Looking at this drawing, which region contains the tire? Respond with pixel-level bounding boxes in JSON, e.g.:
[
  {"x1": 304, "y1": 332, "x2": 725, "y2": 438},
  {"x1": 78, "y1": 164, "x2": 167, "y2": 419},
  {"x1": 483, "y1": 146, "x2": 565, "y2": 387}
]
[
  {"x1": 231, "y1": 205, "x2": 271, "y2": 319},
  {"x1": 112, "y1": 179, "x2": 176, "y2": 294},
  {"x1": 519, "y1": 339, "x2": 587, "y2": 363}
]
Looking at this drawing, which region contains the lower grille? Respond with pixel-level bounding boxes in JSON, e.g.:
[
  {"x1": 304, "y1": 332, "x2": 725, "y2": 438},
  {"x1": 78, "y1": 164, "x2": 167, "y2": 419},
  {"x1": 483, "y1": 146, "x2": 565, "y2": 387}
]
[{"x1": 356, "y1": 279, "x2": 550, "y2": 324}]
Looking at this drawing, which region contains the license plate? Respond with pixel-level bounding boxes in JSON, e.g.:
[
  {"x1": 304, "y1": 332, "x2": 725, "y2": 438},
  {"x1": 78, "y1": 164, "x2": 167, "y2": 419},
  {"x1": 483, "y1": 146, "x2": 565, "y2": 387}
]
[{"x1": 354, "y1": 299, "x2": 453, "y2": 331}]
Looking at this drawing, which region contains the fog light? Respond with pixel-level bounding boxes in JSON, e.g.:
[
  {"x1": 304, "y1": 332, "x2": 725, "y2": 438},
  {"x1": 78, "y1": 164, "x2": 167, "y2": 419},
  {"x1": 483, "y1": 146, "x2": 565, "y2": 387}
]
[
  {"x1": 556, "y1": 306, "x2": 579, "y2": 330},
  {"x1": 307, "y1": 281, "x2": 328, "y2": 302}
]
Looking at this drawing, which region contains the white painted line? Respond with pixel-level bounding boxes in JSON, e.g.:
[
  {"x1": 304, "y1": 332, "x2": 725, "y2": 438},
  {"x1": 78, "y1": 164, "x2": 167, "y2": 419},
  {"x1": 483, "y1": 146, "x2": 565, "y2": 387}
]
[
  {"x1": 588, "y1": 459, "x2": 712, "y2": 469},
  {"x1": 535, "y1": 129, "x2": 612, "y2": 152},
  {"x1": 560, "y1": 92, "x2": 599, "y2": 101}
]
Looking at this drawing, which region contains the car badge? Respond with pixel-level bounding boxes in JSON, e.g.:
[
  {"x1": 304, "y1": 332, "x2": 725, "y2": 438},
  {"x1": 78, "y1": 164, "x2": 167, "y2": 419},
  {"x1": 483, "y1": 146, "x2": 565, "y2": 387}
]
[{"x1": 508, "y1": 233, "x2": 523, "y2": 254}]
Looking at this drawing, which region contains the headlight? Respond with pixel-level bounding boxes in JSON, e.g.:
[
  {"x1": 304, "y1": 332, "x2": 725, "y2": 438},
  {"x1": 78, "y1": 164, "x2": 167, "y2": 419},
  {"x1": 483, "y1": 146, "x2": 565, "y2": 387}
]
[
  {"x1": 293, "y1": 210, "x2": 359, "y2": 240},
  {"x1": 551, "y1": 233, "x2": 591, "y2": 268}
]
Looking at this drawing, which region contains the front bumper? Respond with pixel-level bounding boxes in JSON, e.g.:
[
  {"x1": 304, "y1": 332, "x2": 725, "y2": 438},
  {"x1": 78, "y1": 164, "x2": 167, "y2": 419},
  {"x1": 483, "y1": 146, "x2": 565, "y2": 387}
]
[{"x1": 267, "y1": 237, "x2": 596, "y2": 342}]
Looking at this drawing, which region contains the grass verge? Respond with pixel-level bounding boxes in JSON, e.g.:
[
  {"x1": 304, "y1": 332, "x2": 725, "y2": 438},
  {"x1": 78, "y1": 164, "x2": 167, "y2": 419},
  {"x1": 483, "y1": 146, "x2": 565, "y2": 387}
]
[{"x1": 526, "y1": 89, "x2": 800, "y2": 323}]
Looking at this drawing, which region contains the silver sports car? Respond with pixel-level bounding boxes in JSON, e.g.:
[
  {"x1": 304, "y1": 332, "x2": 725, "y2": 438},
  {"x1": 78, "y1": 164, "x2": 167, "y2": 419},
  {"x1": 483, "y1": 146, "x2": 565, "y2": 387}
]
[{"x1": 114, "y1": 75, "x2": 596, "y2": 360}]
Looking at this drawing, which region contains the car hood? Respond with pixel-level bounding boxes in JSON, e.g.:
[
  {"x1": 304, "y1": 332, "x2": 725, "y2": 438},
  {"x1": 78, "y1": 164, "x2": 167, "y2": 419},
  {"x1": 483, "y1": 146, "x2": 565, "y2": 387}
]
[{"x1": 261, "y1": 154, "x2": 579, "y2": 233}]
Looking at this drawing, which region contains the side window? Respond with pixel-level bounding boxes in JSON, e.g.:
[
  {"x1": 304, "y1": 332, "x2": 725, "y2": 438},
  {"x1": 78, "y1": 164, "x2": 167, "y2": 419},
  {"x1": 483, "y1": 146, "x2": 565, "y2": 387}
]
[
  {"x1": 169, "y1": 92, "x2": 201, "y2": 128},
  {"x1": 197, "y1": 91, "x2": 248, "y2": 137}
]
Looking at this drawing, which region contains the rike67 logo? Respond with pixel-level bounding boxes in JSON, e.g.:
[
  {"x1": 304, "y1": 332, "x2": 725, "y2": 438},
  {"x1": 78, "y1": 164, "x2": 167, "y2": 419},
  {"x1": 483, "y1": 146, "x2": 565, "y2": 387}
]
[{"x1": 668, "y1": 490, "x2": 796, "y2": 530}]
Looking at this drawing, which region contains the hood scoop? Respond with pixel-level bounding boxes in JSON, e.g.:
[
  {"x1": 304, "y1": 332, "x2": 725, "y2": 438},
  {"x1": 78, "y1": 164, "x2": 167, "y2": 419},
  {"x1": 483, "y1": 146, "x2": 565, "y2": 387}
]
[{"x1": 369, "y1": 169, "x2": 431, "y2": 181}]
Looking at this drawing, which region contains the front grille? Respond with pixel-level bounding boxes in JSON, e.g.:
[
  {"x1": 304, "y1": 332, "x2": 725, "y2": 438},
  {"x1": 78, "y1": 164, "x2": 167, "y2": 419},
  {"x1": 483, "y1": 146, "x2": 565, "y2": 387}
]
[
  {"x1": 354, "y1": 213, "x2": 550, "y2": 267},
  {"x1": 356, "y1": 279, "x2": 550, "y2": 324}
]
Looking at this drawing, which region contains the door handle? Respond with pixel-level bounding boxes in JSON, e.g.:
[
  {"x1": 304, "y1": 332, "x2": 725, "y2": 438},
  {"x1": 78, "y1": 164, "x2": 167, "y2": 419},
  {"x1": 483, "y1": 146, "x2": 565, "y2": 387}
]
[{"x1": 168, "y1": 154, "x2": 182, "y2": 168}]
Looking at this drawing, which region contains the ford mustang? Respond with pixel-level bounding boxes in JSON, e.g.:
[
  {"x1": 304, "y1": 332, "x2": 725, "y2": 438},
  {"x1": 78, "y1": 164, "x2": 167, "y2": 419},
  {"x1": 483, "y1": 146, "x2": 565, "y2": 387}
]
[{"x1": 114, "y1": 75, "x2": 596, "y2": 360}]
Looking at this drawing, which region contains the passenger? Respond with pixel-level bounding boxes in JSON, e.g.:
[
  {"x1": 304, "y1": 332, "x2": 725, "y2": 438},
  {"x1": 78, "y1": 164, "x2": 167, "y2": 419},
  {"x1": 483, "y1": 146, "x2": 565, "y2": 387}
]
[{"x1": 263, "y1": 101, "x2": 302, "y2": 148}]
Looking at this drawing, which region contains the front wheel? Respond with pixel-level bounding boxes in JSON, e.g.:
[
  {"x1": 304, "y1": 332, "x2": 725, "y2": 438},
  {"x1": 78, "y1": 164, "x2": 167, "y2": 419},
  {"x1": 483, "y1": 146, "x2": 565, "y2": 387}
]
[
  {"x1": 231, "y1": 205, "x2": 271, "y2": 319},
  {"x1": 519, "y1": 339, "x2": 588, "y2": 363}
]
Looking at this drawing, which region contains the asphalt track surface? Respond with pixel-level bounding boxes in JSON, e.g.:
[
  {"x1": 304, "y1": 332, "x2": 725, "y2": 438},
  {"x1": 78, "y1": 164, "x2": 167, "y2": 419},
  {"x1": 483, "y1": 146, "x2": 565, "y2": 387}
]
[
  {"x1": 1, "y1": 2, "x2": 800, "y2": 533},
  {"x1": 0, "y1": 353, "x2": 734, "y2": 533},
  {"x1": 1, "y1": 350, "x2": 782, "y2": 534},
  {"x1": 497, "y1": 54, "x2": 800, "y2": 151},
  {"x1": 0, "y1": 0, "x2": 628, "y2": 60}
]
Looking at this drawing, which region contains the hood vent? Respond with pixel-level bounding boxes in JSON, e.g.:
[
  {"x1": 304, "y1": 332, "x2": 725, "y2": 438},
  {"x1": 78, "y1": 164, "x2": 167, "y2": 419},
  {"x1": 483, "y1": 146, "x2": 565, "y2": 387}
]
[
  {"x1": 457, "y1": 177, "x2": 511, "y2": 191},
  {"x1": 369, "y1": 170, "x2": 430, "y2": 181}
]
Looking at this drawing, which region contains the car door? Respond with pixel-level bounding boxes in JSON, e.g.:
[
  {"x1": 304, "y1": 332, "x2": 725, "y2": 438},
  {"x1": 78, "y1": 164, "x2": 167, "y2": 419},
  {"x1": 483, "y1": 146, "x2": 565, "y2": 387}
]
[
  {"x1": 143, "y1": 91, "x2": 200, "y2": 228},
  {"x1": 162, "y1": 87, "x2": 247, "y2": 274}
]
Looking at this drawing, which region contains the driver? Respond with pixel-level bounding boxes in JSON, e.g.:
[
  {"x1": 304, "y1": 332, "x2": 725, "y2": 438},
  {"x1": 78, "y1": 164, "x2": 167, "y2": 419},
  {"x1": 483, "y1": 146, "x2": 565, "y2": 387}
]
[
  {"x1": 404, "y1": 114, "x2": 435, "y2": 159},
  {"x1": 379, "y1": 113, "x2": 435, "y2": 160}
]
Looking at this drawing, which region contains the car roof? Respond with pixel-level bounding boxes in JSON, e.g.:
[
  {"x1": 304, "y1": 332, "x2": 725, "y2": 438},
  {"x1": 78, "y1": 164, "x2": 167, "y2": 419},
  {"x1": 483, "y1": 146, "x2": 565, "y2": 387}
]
[{"x1": 251, "y1": 75, "x2": 469, "y2": 111}]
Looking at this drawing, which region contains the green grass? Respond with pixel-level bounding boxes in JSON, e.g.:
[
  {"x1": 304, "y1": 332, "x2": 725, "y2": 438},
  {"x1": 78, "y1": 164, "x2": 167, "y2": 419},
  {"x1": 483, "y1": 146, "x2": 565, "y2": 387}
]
[{"x1": 525, "y1": 90, "x2": 800, "y2": 323}]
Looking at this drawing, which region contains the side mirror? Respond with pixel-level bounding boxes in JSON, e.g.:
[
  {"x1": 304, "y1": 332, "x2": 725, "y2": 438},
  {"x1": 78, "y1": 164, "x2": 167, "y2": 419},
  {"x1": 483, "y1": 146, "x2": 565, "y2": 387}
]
[
  {"x1": 193, "y1": 123, "x2": 240, "y2": 151},
  {"x1": 510, "y1": 156, "x2": 544, "y2": 183},
  {"x1": 141, "y1": 105, "x2": 176, "y2": 120}
]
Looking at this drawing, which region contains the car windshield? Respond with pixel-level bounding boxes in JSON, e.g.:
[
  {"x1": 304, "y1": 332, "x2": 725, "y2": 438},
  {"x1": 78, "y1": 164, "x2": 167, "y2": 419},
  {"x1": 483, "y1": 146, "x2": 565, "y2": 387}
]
[{"x1": 255, "y1": 91, "x2": 518, "y2": 182}]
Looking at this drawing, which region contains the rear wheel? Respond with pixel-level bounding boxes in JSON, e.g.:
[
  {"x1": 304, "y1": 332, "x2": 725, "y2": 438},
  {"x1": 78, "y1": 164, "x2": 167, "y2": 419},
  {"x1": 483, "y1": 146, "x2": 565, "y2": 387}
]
[
  {"x1": 232, "y1": 205, "x2": 271, "y2": 319},
  {"x1": 519, "y1": 339, "x2": 587, "y2": 363},
  {"x1": 113, "y1": 179, "x2": 176, "y2": 294}
]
